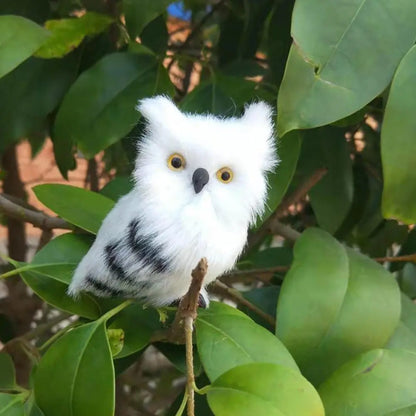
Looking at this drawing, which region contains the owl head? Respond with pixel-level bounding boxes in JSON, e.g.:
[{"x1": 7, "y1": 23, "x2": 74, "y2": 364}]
[{"x1": 134, "y1": 96, "x2": 277, "y2": 228}]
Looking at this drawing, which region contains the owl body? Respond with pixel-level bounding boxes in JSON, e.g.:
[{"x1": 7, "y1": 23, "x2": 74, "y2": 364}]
[{"x1": 69, "y1": 96, "x2": 277, "y2": 306}]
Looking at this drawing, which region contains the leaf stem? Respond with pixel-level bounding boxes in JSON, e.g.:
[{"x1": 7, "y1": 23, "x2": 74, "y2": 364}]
[
  {"x1": 99, "y1": 299, "x2": 134, "y2": 322},
  {"x1": 174, "y1": 390, "x2": 188, "y2": 416}
]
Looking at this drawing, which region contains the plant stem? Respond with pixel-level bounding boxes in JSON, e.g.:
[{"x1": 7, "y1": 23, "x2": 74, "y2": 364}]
[
  {"x1": 185, "y1": 316, "x2": 195, "y2": 416},
  {"x1": 100, "y1": 299, "x2": 134, "y2": 322},
  {"x1": 174, "y1": 390, "x2": 188, "y2": 416}
]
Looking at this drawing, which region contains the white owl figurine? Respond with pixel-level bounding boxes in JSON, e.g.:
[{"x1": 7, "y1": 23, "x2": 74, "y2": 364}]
[{"x1": 69, "y1": 96, "x2": 277, "y2": 307}]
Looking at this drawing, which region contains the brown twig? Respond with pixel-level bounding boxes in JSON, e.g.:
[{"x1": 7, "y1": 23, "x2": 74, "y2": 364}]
[
  {"x1": 375, "y1": 253, "x2": 416, "y2": 263},
  {"x1": 211, "y1": 281, "x2": 276, "y2": 327},
  {"x1": 247, "y1": 168, "x2": 328, "y2": 250},
  {"x1": 221, "y1": 252, "x2": 416, "y2": 285},
  {"x1": 0, "y1": 193, "x2": 73, "y2": 230},
  {"x1": 222, "y1": 265, "x2": 289, "y2": 278},
  {"x1": 169, "y1": 258, "x2": 208, "y2": 416}
]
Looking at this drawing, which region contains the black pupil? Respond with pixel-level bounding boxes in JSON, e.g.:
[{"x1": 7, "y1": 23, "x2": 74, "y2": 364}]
[
  {"x1": 221, "y1": 171, "x2": 231, "y2": 181},
  {"x1": 171, "y1": 157, "x2": 182, "y2": 168}
]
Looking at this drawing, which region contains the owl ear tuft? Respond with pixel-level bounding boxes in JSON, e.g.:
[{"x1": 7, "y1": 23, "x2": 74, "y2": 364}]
[
  {"x1": 242, "y1": 101, "x2": 274, "y2": 125},
  {"x1": 137, "y1": 96, "x2": 182, "y2": 126}
]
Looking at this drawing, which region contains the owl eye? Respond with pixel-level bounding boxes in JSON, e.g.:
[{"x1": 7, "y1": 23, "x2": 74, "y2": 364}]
[
  {"x1": 168, "y1": 153, "x2": 185, "y2": 171},
  {"x1": 216, "y1": 167, "x2": 233, "y2": 184}
]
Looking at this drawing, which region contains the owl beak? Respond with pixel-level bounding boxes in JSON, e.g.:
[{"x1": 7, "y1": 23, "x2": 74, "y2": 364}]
[{"x1": 192, "y1": 168, "x2": 209, "y2": 194}]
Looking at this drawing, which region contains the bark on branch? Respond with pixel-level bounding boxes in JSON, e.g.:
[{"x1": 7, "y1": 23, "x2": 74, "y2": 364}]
[
  {"x1": 169, "y1": 258, "x2": 208, "y2": 416},
  {"x1": 0, "y1": 193, "x2": 73, "y2": 230}
]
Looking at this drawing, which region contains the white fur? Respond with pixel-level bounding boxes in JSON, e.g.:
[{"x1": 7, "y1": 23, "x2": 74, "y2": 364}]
[{"x1": 69, "y1": 96, "x2": 277, "y2": 306}]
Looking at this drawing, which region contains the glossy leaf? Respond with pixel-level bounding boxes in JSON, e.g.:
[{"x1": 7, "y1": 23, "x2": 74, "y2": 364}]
[
  {"x1": 123, "y1": 0, "x2": 170, "y2": 38},
  {"x1": 140, "y1": 15, "x2": 168, "y2": 55},
  {"x1": 298, "y1": 127, "x2": 353, "y2": 233},
  {"x1": 156, "y1": 343, "x2": 202, "y2": 376},
  {"x1": 107, "y1": 329, "x2": 124, "y2": 356},
  {"x1": 108, "y1": 304, "x2": 161, "y2": 358},
  {"x1": 33, "y1": 233, "x2": 93, "y2": 265},
  {"x1": 36, "y1": 12, "x2": 113, "y2": 59},
  {"x1": 20, "y1": 270, "x2": 100, "y2": 319},
  {"x1": 35, "y1": 321, "x2": 114, "y2": 416},
  {"x1": 387, "y1": 294, "x2": 416, "y2": 352},
  {"x1": 53, "y1": 52, "x2": 174, "y2": 174},
  {"x1": 319, "y1": 349, "x2": 416, "y2": 416},
  {"x1": 259, "y1": 131, "x2": 301, "y2": 224},
  {"x1": 382, "y1": 45, "x2": 416, "y2": 224},
  {"x1": 181, "y1": 75, "x2": 256, "y2": 116},
  {"x1": 276, "y1": 228, "x2": 401, "y2": 385},
  {"x1": 266, "y1": 0, "x2": 294, "y2": 86},
  {"x1": 0, "y1": 55, "x2": 78, "y2": 153},
  {"x1": 33, "y1": 184, "x2": 114, "y2": 234},
  {"x1": 207, "y1": 363, "x2": 324, "y2": 416},
  {"x1": 196, "y1": 303, "x2": 298, "y2": 381},
  {"x1": 0, "y1": 15, "x2": 49, "y2": 79},
  {"x1": 0, "y1": 353, "x2": 16, "y2": 390},
  {"x1": 0, "y1": 393, "x2": 25, "y2": 416},
  {"x1": 99, "y1": 176, "x2": 133, "y2": 201},
  {"x1": 277, "y1": 0, "x2": 416, "y2": 135}
]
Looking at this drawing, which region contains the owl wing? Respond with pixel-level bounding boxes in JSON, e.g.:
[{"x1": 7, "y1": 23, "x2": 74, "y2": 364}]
[{"x1": 68, "y1": 193, "x2": 171, "y2": 300}]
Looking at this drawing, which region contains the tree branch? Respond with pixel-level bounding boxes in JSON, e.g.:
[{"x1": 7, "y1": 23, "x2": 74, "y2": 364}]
[
  {"x1": 221, "y1": 252, "x2": 416, "y2": 285},
  {"x1": 0, "y1": 194, "x2": 73, "y2": 230},
  {"x1": 169, "y1": 258, "x2": 208, "y2": 416},
  {"x1": 211, "y1": 281, "x2": 276, "y2": 327}
]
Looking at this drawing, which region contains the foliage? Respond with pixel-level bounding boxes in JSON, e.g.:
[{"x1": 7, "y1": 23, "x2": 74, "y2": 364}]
[{"x1": 1, "y1": 0, "x2": 416, "y2": 415}]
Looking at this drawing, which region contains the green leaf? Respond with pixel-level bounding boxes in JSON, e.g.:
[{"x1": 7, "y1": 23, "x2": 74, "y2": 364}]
[
  {"x1": 123, "y1": 0, "x2": 170, "y2": 38},
  {"x1": 35, "y1": 12, "x2": 113, "y2": 59},
  {"x1": 259, "y1": 130, "x2": 301, "y2": 224},
  {"x1": 25, "y1": 394, "x2": 45, "y2": 416},
  {"x1": 35, "y1": 321, "x2": 114, "y2": 416},
  {"x1": 155, "y1": 343, "x2": 202, "y2": 376},
  {"x1": 53, "y1": 52, "x2": 173, "y2": 174},
  {"x1": 33, "y1": 233, "x2": 93, "y2": 265},
  {"x1": 0, "y1": 393, "x2": 25, "y2": 416},
  {"x1": 217, "y1": 0, "x2": 272, "y2": 66},
  {"x1": 196, "y1": 303, "x2": 298, "y2": 382},
  {"x1": 277, "y1": 0, "x2": 416, "y2": 136},
  {"x1": 33, "y1": 184, "x2": 114, "y2": 234},
  {"x1": 400, "y1": 264, "x2": 416, "y2": 304},
  {"x1": 0, "y1": 353, "x2": 16, "y2": 390},
  {"x1": 276, "y1": 228, "x2": 401, "y2": 385},
  {"x1": 319, "y1": 349, "x2": 416, "y2": 416},
  {"x1": 140, "y1": 14, "x2": 168, "y2": 56},
  {"x1": 181, "y1": 75, "x2": 256, "y2": 116},
  {"x1": 99, "y1": 176, "x2": 133, "y2": 201},
  {"x1": 0, "y1": 55, "x2": 78, "y2": 154},
  {"x1": 387, "y1": 294, "x2": 416, "y2": 352},
  {"x1": 298, "y1": 127, "x2": 353, "y2": 234},
  {"x1": 382, "y1": 45, "x2": 416, "y2": 224},
  {"x1": 107, "y1": 328, "x2": 124, "y2": 356},
  {"x1": 207, "y1": 363, "x2": 324, "y2": 416},
  {"x1": 108, "y1": 304, "x2": 160, "y2": 358},
  {"x1": 20, "y1": 270, "x2": 100, "y2": 319},
  {"x1": 0, "y1": 15, "x2": 49, "y2": 79},
  {"x1": 266, "y1": 0, "x2": 294, "y2": 86}
]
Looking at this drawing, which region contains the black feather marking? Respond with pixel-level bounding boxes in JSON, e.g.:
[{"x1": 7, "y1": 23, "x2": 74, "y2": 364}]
[
  {"x1": 128, "y1": 218, "x2": 170, "y2": 274},
  {"x1": 104, "y1": 242, "x2": 135, "y2": 283},
  {"x1": 86, "y1": 275, "x2": 126, "y2": 297}
]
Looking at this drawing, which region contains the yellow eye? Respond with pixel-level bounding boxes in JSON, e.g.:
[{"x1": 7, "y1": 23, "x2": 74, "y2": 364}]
[
  {"x1": 168, "y1": 153, "x2": 185, "y2": 171},
  {"x1": 216, "y1": 167, "x2": 233, "y2": 183}
]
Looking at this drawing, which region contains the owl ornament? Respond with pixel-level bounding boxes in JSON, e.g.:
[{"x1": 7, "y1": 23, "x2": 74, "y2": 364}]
[{"x1": 69, "y1": 96, "x2": 277, "y2": 307}]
